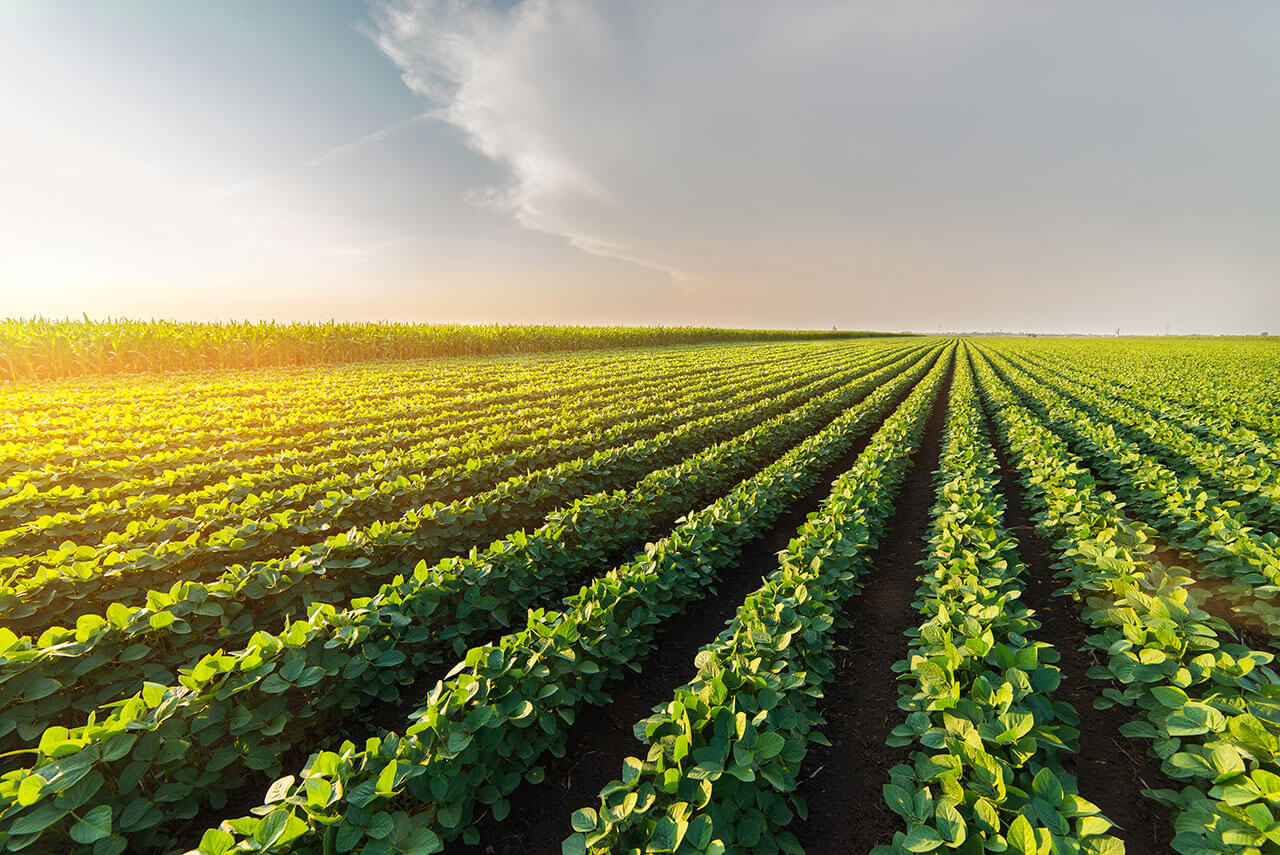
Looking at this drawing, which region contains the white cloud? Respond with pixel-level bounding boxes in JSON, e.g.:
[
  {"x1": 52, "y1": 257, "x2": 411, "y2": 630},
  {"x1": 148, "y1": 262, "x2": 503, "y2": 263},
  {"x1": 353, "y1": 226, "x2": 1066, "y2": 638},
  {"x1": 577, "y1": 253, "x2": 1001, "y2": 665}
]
[{"x1": 369, "y1": 0, "x2": 1280, "y2": 333}]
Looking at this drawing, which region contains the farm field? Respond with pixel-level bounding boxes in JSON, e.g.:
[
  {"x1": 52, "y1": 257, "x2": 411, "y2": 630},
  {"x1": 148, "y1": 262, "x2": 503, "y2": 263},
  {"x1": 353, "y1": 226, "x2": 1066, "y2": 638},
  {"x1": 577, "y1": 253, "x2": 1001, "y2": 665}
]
[{"x1": 0, "y1": 335, "x2": 1278, "y2": 855}]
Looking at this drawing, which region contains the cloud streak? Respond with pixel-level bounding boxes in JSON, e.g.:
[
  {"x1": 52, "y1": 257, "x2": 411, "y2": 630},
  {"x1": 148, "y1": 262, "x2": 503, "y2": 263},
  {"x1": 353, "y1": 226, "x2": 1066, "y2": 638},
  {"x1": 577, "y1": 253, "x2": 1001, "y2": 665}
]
[
  {"x1": 305, "y1": 110, "x2": 436, "y2": 167},
  {"x1": 209, "y1": 110, "x2": 438, "y2": 202}
]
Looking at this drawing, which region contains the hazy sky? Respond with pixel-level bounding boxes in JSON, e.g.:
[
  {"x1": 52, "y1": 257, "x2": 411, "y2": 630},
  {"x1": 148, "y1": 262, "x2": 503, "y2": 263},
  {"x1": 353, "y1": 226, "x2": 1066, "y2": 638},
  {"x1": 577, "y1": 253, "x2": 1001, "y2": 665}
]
[{"x1": 2, "y1": 1, "x2": 1278, "y2": 334}]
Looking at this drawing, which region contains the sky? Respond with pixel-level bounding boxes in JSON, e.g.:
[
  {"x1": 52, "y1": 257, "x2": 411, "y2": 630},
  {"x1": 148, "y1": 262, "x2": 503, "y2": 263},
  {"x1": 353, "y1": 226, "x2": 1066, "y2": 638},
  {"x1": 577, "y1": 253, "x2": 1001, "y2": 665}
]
[{"x1": 1, "y1": 1, "x2": 1277, "y2": 335}]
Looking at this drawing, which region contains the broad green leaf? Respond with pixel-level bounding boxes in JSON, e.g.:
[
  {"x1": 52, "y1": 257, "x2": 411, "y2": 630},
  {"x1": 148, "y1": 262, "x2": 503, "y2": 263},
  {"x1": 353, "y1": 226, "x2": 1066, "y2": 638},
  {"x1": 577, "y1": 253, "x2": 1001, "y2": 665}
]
[
  {"x1": 1006, "y1": 815, "x2": 1036, "y2": 855},
  {"x1": 265, "y1": 775, "x2": 295, "y2": 804},
  {"x1": 69, "y1": 804, "x2": 113, "y2": 844},
  {"x1": 904, "y1": 824, "x2": 944, "y2": 853},
  {"x1": 17, "y1": 774, "x2": 45, "y2": 807},
  {"x1": 198, "y1": 828, "x2": 236, "y2": 855}
]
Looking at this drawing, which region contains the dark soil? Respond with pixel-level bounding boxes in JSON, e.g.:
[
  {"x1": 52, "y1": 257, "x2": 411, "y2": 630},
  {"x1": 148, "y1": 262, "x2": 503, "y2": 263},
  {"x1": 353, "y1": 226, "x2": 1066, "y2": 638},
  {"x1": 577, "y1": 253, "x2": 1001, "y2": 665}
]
[
  {"x1": 976, "y1": 378, "x2": 1177, "y2": 855},
  {"x1": 786, "y1": 353, "x2": 953, "y2": 854},
  {"x1": 445, "y1": 355, "x2": 940, "y2": 855}
]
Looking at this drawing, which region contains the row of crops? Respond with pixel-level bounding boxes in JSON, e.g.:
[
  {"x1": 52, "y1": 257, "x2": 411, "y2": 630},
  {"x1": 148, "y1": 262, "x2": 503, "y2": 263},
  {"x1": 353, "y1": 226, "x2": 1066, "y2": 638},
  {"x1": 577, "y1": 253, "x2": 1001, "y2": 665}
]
[
  {"x1": 0, "y1": 335, "x2": 1276, "y2": 854},
  {"x1": 0, "y1": 318, "x2": 891, "y2": 381}
]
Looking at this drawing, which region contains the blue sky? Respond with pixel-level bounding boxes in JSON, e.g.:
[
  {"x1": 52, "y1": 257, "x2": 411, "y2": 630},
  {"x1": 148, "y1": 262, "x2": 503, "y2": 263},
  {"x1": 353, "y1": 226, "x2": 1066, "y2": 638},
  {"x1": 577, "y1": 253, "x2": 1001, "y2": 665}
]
[{"x1": 2, "y1": 1, "x2": 1278, "y2": 334}]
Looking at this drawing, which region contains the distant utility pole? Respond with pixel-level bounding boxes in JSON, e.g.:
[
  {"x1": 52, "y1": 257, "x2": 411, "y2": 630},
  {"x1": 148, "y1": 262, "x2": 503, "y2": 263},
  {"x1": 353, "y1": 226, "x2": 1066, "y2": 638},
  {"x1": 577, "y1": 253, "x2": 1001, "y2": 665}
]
[
  {"x1": 1165, "y1": 323, "x2": 1171, "y2": 336},
  {"x1": 1115, "y1": 327, "x2": 1120, "y2": 337}
]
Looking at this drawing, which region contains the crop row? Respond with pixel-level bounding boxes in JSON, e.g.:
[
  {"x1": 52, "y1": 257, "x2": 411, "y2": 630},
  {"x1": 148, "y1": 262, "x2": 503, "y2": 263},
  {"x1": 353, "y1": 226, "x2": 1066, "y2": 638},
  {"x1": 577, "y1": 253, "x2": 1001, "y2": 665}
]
[
  {"x1": 1, "y1": 342, "x2": 853, "y2": 502},
  {"x1": 973, "y1": 346, "x2": 1280, "y2": 855},
  {"x1": 2, "y1": 344, "x2": 712, "y2": 449},
  {"x1": 0, "y1": 317, "x2": 889, "y2": 382},
  {"x1": 141, "y1": 349, "x2": 954, "y2": 855},
  {"x1": 1003, "y1": 351, "x2": 1280, "y2": 523},
  {"x1": 1009, "y1": 349, "x2": 1280, "y2": 471},
  {"x1": 984, "y1": 352, "x2": 1280, "y2": 637},
  {"x1": 0, "y1": 346, "x2": 940, "y2": 769},
  {"x1": 0, "y1": 346, "x2": 944, "y2": 855},
  {"x1": 1, "y1": 342, "x2": 817, "y2": 449},
  {"x1": 0, "y1": 344, "x2": 914, "y2": 636},
  {"x1": 0, "y1": 357, "x2": 741, "y2": 535},
  {"x1": 1, "y1": 343, "x2": 884, "y2": 568},
  {"x1": 2, "y1": 352, "x2": 621, "y2": 471},
  {"x1": 1, "y1": 341, "x2": 846, "y2": 493},
  {"x1": 876, "y1": 348, "x2": 1120, "y2": 854},
  {"x1": 1011, "y1": 342, "x2": 1280, "y2": 443},
  {"x1": 563, "y1": 342, "x2": 950, "y2": 855}
]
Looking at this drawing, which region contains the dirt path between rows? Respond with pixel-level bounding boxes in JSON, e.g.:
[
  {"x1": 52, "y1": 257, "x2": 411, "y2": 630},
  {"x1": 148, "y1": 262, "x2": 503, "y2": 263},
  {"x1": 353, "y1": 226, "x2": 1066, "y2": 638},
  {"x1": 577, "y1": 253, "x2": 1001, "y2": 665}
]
[{"x1": 786, "y1": 353, "x2": 953, "y2": 853}]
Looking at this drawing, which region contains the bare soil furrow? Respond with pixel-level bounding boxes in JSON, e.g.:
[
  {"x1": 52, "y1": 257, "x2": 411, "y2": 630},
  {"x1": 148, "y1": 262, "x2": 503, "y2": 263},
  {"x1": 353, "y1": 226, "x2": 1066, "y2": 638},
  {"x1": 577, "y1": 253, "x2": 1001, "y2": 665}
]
[{"x1": 785, "y1": 356, "x2": 953, "y2": 854}]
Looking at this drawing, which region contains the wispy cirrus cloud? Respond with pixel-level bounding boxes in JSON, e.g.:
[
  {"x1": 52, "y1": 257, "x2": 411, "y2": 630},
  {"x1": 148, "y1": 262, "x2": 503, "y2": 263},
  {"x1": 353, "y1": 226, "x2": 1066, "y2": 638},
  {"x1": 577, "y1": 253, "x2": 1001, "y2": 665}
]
[
  {"x1": 208, "y1": 110, "x2": 436, "y2": 202},
  {"x1": 206, "y1": 177, "x2": 269, "y2": 202},
  {"x1": 305, "y1": 110, "x2": 436, "y2": 167}
]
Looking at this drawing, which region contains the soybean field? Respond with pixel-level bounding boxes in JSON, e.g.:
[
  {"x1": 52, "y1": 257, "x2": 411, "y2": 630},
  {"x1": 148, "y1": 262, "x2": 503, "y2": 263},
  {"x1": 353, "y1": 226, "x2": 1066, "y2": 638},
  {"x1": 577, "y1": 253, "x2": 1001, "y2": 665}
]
[{"x1": 1, "y1": 335, "x2": 1278, "y2": 855}]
